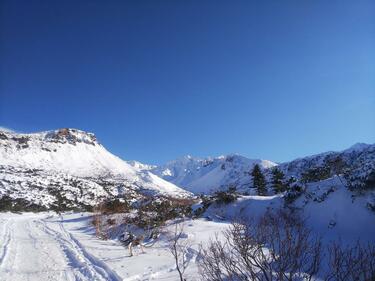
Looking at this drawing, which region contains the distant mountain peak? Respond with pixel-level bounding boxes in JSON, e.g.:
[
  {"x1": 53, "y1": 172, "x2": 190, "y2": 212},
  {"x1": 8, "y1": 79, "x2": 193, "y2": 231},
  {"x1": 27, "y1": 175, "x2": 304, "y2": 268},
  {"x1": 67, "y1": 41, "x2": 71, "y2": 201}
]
[
  {"x1": 150, "y1": 154, "x2": 277, "y2": 194},
  {"x1": 175, "y1": 155, "x2": 195, "y2": 162},
  {"x1": 346, "y1": 142, "x2": 371, "y2": 152}
]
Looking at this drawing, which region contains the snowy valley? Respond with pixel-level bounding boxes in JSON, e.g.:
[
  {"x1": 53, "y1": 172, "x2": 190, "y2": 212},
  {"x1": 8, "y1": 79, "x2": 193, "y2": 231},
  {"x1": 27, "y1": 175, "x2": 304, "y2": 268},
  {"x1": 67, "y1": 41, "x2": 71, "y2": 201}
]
[
  {"x1": 0, "y1": 128, "x2": 375, "y2": 281},
  {"x1": 148, "y1": 155, "x2": 277, "y2": 194}
]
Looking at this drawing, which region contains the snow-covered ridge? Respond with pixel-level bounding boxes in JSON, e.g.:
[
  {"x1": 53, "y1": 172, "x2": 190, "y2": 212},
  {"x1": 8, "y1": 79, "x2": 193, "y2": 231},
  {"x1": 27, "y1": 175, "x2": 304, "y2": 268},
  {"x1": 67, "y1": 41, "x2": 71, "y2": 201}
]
[
  {"x1": 150, "y1": 154, "x2": 277, "y2": 194},
  {"x1": 149, "y1": 143, "x2": 375, "y2": 194},
  {"x1": 0, "y1": 128, "x2": 132, "y2": 177},
  {"x1": 278, "y1": 142, "x2": 375, "y2": 188},
  {"x1": 0, "y1": 128, "x2": 192, "y2": 208}
]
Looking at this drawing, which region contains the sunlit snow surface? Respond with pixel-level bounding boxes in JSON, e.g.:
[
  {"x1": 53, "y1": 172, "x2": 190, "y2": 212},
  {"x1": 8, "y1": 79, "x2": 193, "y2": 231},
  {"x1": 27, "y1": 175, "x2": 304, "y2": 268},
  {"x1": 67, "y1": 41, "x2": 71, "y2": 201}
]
[
  {"x1": 150, "y1": 154, "x2": 277, "y2": 193},
  {"x1": 150, "y1": 143, "x2": 375, "y2": 194},
  {"x1": 0, "y1": 180, "x2": 374, "y2": 281},
  {"x1": 0, "y1": 129, "x2": 191, "y2": 207},
  {"x1": 0, "y1": 212, "x2": 229, "y2": 281},
  {"x1": 0, "y1": 128, "x2": 374, "y2": 280}
]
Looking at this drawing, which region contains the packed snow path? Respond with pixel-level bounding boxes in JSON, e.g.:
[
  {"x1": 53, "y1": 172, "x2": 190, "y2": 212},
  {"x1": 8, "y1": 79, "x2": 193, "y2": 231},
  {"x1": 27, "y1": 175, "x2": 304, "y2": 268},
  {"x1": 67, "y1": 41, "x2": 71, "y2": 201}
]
[
  {"x1": 0, "y1": 213, "x2": 226, "y2": 281},
  {"x1": 0, "y1": 214, "x2": 122, "y2": 281}
]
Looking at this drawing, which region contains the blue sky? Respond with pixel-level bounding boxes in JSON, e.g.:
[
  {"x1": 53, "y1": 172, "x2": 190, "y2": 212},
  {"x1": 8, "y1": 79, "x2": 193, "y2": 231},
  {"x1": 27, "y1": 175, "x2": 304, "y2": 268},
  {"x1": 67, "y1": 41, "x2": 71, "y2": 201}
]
[{"x1": 1, "y1": 0, "x2": 374, "y2": 164}]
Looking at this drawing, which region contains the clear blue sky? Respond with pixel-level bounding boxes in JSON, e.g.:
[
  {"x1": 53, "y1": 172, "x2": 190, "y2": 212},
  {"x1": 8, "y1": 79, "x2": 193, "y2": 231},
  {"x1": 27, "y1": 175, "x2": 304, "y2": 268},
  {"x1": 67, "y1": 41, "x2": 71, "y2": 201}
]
[{"x1": 1, "y1": 0, "x2": 374, "y2": 164}]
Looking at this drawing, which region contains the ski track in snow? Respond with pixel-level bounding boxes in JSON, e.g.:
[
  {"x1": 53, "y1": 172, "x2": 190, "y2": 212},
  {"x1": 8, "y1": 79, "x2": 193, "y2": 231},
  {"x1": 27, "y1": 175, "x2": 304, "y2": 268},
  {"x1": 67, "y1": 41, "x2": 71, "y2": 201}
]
[
  {"x1": 0, "y1": 219, "x2": 13, "y2": 267},
  {"x1": 36, "y1": 218, "x2": 122, "y2": 281},
  {"x1": 0, "y1": 213, "x2": 227, "y2": 281},
  {"x1": 0, "y1": 215, "x2": 121, "y2": 281}
]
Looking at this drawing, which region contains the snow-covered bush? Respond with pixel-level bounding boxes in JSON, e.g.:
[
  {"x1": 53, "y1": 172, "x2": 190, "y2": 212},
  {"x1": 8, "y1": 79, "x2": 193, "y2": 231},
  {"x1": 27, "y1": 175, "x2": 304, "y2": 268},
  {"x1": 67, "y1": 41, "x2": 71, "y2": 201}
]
[
  {"x1": 301, "y1": 166, "x2": 331, "y2": 183},
  {"x1": 192, "y1": 195, "x2": 214, "y2": 218},
  {"x1": 345, "y1": 167, "x2": 375, "y2": 190},
  {"x1": 98, "y1": 199, "x2": 131, "y2": 214},
  {"x1": 0, "y1": 195, "x2": 48, "y2": 212},
  {"x1": 93, "y1": 196, "x2": 195, "y2": 239},
  {"x1": 284, "y1": 183, "x2": 304, "y2": 204},
  {"x1": 213, "y1": 187, "x2": 238, "y2": 205}
]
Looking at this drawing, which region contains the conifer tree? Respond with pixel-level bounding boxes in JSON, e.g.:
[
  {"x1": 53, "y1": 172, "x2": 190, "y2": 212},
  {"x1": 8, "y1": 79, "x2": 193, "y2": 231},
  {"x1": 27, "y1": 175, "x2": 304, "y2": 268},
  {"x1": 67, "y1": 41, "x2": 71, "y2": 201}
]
[
  {"x1": 271, "y1": 167, "x2": 285, "y2": 193},
  {"x1": 251, "y1": 164, "x2": 267, "y2": 195}
]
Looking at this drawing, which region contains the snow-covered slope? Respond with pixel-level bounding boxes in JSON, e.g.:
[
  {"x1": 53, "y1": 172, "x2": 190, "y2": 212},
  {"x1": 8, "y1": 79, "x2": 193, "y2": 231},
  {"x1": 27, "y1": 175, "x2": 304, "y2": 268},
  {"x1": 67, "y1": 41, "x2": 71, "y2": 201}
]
[
  {"x1": 0, "y1": 128, "x2": 191, "y2": 209},
  {"x1": 204, "y1": 176, "x2": 375, "y2": 244},
  {"x1": 150, "y1": 154, "x2": 276, "y2": 194},
  {"x1": 1, "y1": 128, "x2": 146, "y2": 178},
  {"x1": 150, "y1": 143, "x2": 375, "y2": 195},
  {"x1": 277, "y1": 142, "x2": 375, "y2": 189}
]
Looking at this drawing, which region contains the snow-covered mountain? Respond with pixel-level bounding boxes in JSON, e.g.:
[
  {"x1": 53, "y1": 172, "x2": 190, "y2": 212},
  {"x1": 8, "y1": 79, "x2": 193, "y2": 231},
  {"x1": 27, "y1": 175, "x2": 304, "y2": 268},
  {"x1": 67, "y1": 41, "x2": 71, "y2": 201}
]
[
  {"x1": 150, "y1": 154, "x2": 277, "y2": 194},
  {"x1": 149, "y1": 143, "x2": 375, "y2": 195},
  {"x1": 277, "y1": 142, "x2": 375, "y2": 189},
  {"x1": 0, "y1": 128, "x2": 191, "y2": 210},
  {"x1": 1, "y1": 128, "x2": 144, "y2": 178},
  {"x1": 1, "y1": 127, "x2": 373, "y2": 210}
]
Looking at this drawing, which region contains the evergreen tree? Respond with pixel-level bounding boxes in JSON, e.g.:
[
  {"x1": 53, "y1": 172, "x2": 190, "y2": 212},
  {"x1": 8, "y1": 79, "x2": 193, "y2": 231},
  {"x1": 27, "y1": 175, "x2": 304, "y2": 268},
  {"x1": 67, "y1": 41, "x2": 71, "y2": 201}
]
[
  {"x1": 251, "y1": 164, "x2": 267, "y2": 195},
  {"x1": 271, "y1": 167, "x2": 285, "y2": 193}
]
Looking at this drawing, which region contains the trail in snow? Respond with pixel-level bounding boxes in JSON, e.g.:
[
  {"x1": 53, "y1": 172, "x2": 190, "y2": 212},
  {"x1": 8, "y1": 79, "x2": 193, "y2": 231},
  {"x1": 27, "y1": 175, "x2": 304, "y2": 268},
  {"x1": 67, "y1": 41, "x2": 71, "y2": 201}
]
[
  {"x1": 0, "y1": 213, "x2": 228, "y2": 281},
  {"x1": 36, "y1": 217, "x2": 122, "y2": 281},
  {"x1": 0, "y1": 214, "x2": 121, "y2": 281},
  {"x1": 0, "y1": 218, "x2": 12, "y2": 266}
]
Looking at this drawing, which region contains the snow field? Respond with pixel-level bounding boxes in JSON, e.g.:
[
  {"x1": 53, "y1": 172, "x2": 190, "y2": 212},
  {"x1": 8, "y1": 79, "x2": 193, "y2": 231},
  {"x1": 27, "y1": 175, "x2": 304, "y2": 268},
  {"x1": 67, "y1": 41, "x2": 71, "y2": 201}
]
[{"x1": 0, "y1": 212, "x2": 228, "y2": 281}]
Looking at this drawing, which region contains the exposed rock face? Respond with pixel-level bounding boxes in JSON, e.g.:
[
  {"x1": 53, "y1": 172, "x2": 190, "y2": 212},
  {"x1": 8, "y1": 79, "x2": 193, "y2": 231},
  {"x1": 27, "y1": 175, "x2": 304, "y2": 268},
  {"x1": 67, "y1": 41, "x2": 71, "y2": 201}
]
[{"x1": 45, "y1": 128, "x2": 98, "y2": 146}]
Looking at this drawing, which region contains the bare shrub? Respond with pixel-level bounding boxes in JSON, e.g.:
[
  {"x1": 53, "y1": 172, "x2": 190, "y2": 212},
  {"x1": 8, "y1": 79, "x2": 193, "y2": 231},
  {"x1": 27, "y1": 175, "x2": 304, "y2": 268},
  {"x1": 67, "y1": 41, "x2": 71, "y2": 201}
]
[
  {"x1": 199, "y1": 209, "x2": 322, "y2": 281},
  {"x1": 100, "y1": 199, "x2": 131, "y2": 214},
  {"x1": 107, "y1": 218, "x2": 116, "y2": 225},
  {"x1": 93, "y1": 196, "x2": 195, "y2": 241},
  {"x1": 167, "y1": 222, "x2": 191, "y2": 281},
  {"x1": 325, "y1": 241, "x2": 375, "y2": 281},
  {"x1": 213, "y1": 187, "x2": 238, "y2": 205},
  {"x1": 130, "y1": 196, "x2": 195, "y2": 229},
  {"x1": 92, "y1": 202, "x2": 108, "y2": 239}
]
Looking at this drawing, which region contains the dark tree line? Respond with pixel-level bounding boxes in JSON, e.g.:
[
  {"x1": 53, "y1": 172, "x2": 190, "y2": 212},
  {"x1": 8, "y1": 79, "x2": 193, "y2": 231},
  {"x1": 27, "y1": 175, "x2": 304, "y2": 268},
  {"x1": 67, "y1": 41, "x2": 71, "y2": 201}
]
[
  {"x1": 251, "y1": 164, "x2": 267, "y2": 195},
  {"x1": 251, "y1": 165, "x2": 289, "y2": 196},
  {"x1": 251, "y1": 155, "x2": 351, "y2": 196}
]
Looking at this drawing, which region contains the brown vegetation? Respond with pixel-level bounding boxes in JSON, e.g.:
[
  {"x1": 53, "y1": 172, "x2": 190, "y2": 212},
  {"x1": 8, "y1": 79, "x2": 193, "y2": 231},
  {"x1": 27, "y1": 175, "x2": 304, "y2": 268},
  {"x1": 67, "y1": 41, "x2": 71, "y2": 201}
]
[{"x1": 198, "y1": 209, "x2": 375, "y2": 281}]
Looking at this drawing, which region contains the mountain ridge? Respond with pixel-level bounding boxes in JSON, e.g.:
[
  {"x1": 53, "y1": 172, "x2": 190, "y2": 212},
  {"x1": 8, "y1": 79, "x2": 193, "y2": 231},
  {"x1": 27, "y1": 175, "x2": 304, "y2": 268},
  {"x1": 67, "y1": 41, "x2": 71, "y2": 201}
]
[
  {"x1": 149, "y1": 154, "x2": 277, "y2": 194},
  {"x1": 0, "y1": 128, "x2": 192, "y2": 210},
  {"x1": 148, "y1": 143, "x2": 375, "y2": 194},
  {"x1": 1, "y1": 127, "x2": 374, "y2": 210}
]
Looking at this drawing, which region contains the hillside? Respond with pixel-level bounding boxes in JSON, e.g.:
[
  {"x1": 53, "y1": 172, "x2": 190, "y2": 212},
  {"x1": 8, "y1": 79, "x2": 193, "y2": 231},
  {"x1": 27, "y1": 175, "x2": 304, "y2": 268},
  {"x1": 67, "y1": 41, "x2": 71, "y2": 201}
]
[
  {"x1": 0, "y1": 129, "x2": 374, "y2": 280},
  {"x1": 0, "y1": 128, "x2": 191, "y2": 210},
  {"x1": 150, "y1": 154, "x2": 276, "y2": 194},
  {"x1": 204, "y1": 176, "x2": 375, "y2": 244},
  {"x1": 149, "y1": 143, "x2": 375, "y2": 195},
  {"x1": 278, "y1": 142, "x2": 375, "y2": 189}
]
